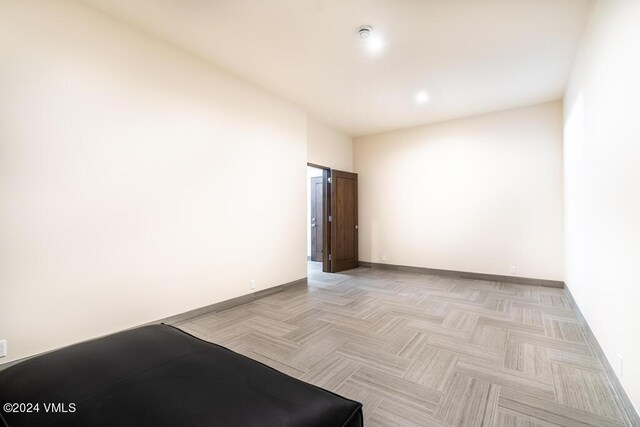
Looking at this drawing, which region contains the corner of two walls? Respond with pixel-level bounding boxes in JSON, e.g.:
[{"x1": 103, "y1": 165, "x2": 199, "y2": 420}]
[
  {"x1": 306, "y1": 117, "x2": 354, "y2": 172},
  {"x1": 562, "y1": 0, "x2": 640, "y2": 413},
  {"x1": 305, "y1": 117, "x2": 354, "y2": 258}
]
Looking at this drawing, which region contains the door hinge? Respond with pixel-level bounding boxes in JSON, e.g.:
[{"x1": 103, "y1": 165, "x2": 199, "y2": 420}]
[
  {"x1": 327, "y1": 177, "x2": 332, "y2": 184},
  {"x1": 328, "y1": 215, "x2": 332, "y2": 222},
  {"x1": 328, "y1": 254, "x2": 332, "y2": 261}
]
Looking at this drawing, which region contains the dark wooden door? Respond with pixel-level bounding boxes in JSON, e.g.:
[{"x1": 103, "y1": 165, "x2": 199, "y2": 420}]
[
  {"x1": 330, "y1": 170, "x2": 358, "y2": 272},
  {"x1": 310, "y1": 176, "x2": 324, "y2": 262}
]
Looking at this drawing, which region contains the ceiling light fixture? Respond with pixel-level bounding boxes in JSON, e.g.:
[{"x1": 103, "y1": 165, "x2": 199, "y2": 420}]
[
  {"x1": 358, "y1": 25, "x2": 373, "y2": 38},
  {"x1": 415, "y1": 91, "x2": 430, "y2": 104},
  {"x1": 358, "y1": 25, "x2": 383, "y2": 55}
]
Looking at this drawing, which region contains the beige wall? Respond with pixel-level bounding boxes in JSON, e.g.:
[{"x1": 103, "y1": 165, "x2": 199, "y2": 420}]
[
  {"x1": 0, "y1": 0, "x2": 308, "y2": 364},
  {"x1": 307, "y1": 118, "x2": 353, "y2": 172},
  {"x1": 354, "y1": 101, "x2": 564, "y2": 280},
  {"x1": 305, "y1": 118, "x2": 352, "y2": 258},
  {"x1": 564, "y1": 0, "x2": 640, "y2": 411}
]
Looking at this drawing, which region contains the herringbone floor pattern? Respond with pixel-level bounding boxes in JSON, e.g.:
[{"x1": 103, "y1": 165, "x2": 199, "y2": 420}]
[{"x1": 173, "y1": 263, "x2": 631, "y2": 426}]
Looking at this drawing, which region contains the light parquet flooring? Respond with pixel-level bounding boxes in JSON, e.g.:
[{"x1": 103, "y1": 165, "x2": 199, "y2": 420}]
[{"x1": 173, "y1": 262, "x2": 632, "y2": 426}]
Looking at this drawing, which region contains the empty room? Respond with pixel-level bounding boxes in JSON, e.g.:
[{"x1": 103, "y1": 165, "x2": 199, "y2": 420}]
[{"x1": 1, "y1": 0, "x2": 639, "y2": 426}]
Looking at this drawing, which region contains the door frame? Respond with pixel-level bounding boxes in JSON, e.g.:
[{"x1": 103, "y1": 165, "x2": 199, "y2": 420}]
[{"x1": 307, "y1": 163, "x2": 331, "y2": 272}]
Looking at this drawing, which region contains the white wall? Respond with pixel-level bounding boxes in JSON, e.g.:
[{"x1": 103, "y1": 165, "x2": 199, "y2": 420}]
[
  {"x1": 307, "y1": 118, "x2": 353, "y2": 172},
  {"x1": 306, "y1": 118, "x2": 352, "y2": 259},
  {"x1": 354, "y1": 101, "x2": 564, "y2": 280},
  {"x1": 564, "y1": 0, "x2": 640, "y2": 411},
  {"x1": 0, "y1": 0, "x2": 307, "y2": 364}
]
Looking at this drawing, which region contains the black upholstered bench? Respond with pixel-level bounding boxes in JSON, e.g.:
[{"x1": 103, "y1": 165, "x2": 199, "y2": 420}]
[{"x1": 0, "y1": 324, "x2": 363, "y2": 427}]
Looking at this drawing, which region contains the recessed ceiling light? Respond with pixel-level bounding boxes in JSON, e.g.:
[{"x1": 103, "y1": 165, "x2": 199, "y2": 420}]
[
  {"x1": 358, "y1": 25, "x2": 384, "y2": 55},
  {"x1": 415, "y1": 91, "x2": 430, "y2": 104}
]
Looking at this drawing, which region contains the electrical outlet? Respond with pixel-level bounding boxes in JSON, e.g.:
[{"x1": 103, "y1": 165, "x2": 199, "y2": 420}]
[
  {"x1": 0, "y1": 340, "x2": 6, "y2": 358},
  {"x1": 510, "y1": 265, "x2": 517, "y2": 275},
  {"x1": 381, "y1": 254, "x2": 387, "y2": 262},
  {"x1": 250, "y1": 279, "x2": 256, "y2": 291}
]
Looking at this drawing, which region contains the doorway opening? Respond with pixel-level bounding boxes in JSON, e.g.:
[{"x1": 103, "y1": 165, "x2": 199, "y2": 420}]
[
  {"x1": 306, "y1": 163, "x2": 359, "y2": 274},
  {"x1": 307, "y1": 164, "x2": 329, "y2": 272}
]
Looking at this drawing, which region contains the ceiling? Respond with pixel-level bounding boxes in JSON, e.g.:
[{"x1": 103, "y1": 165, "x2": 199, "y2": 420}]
[{"x1": 81, "y1": 0, "x2": 591, "y2": 136}]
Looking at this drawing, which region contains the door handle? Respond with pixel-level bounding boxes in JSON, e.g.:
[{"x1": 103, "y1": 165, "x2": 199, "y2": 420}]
[{"x1": 355, "y1": 225, "x2": 358, "y2": 230}]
